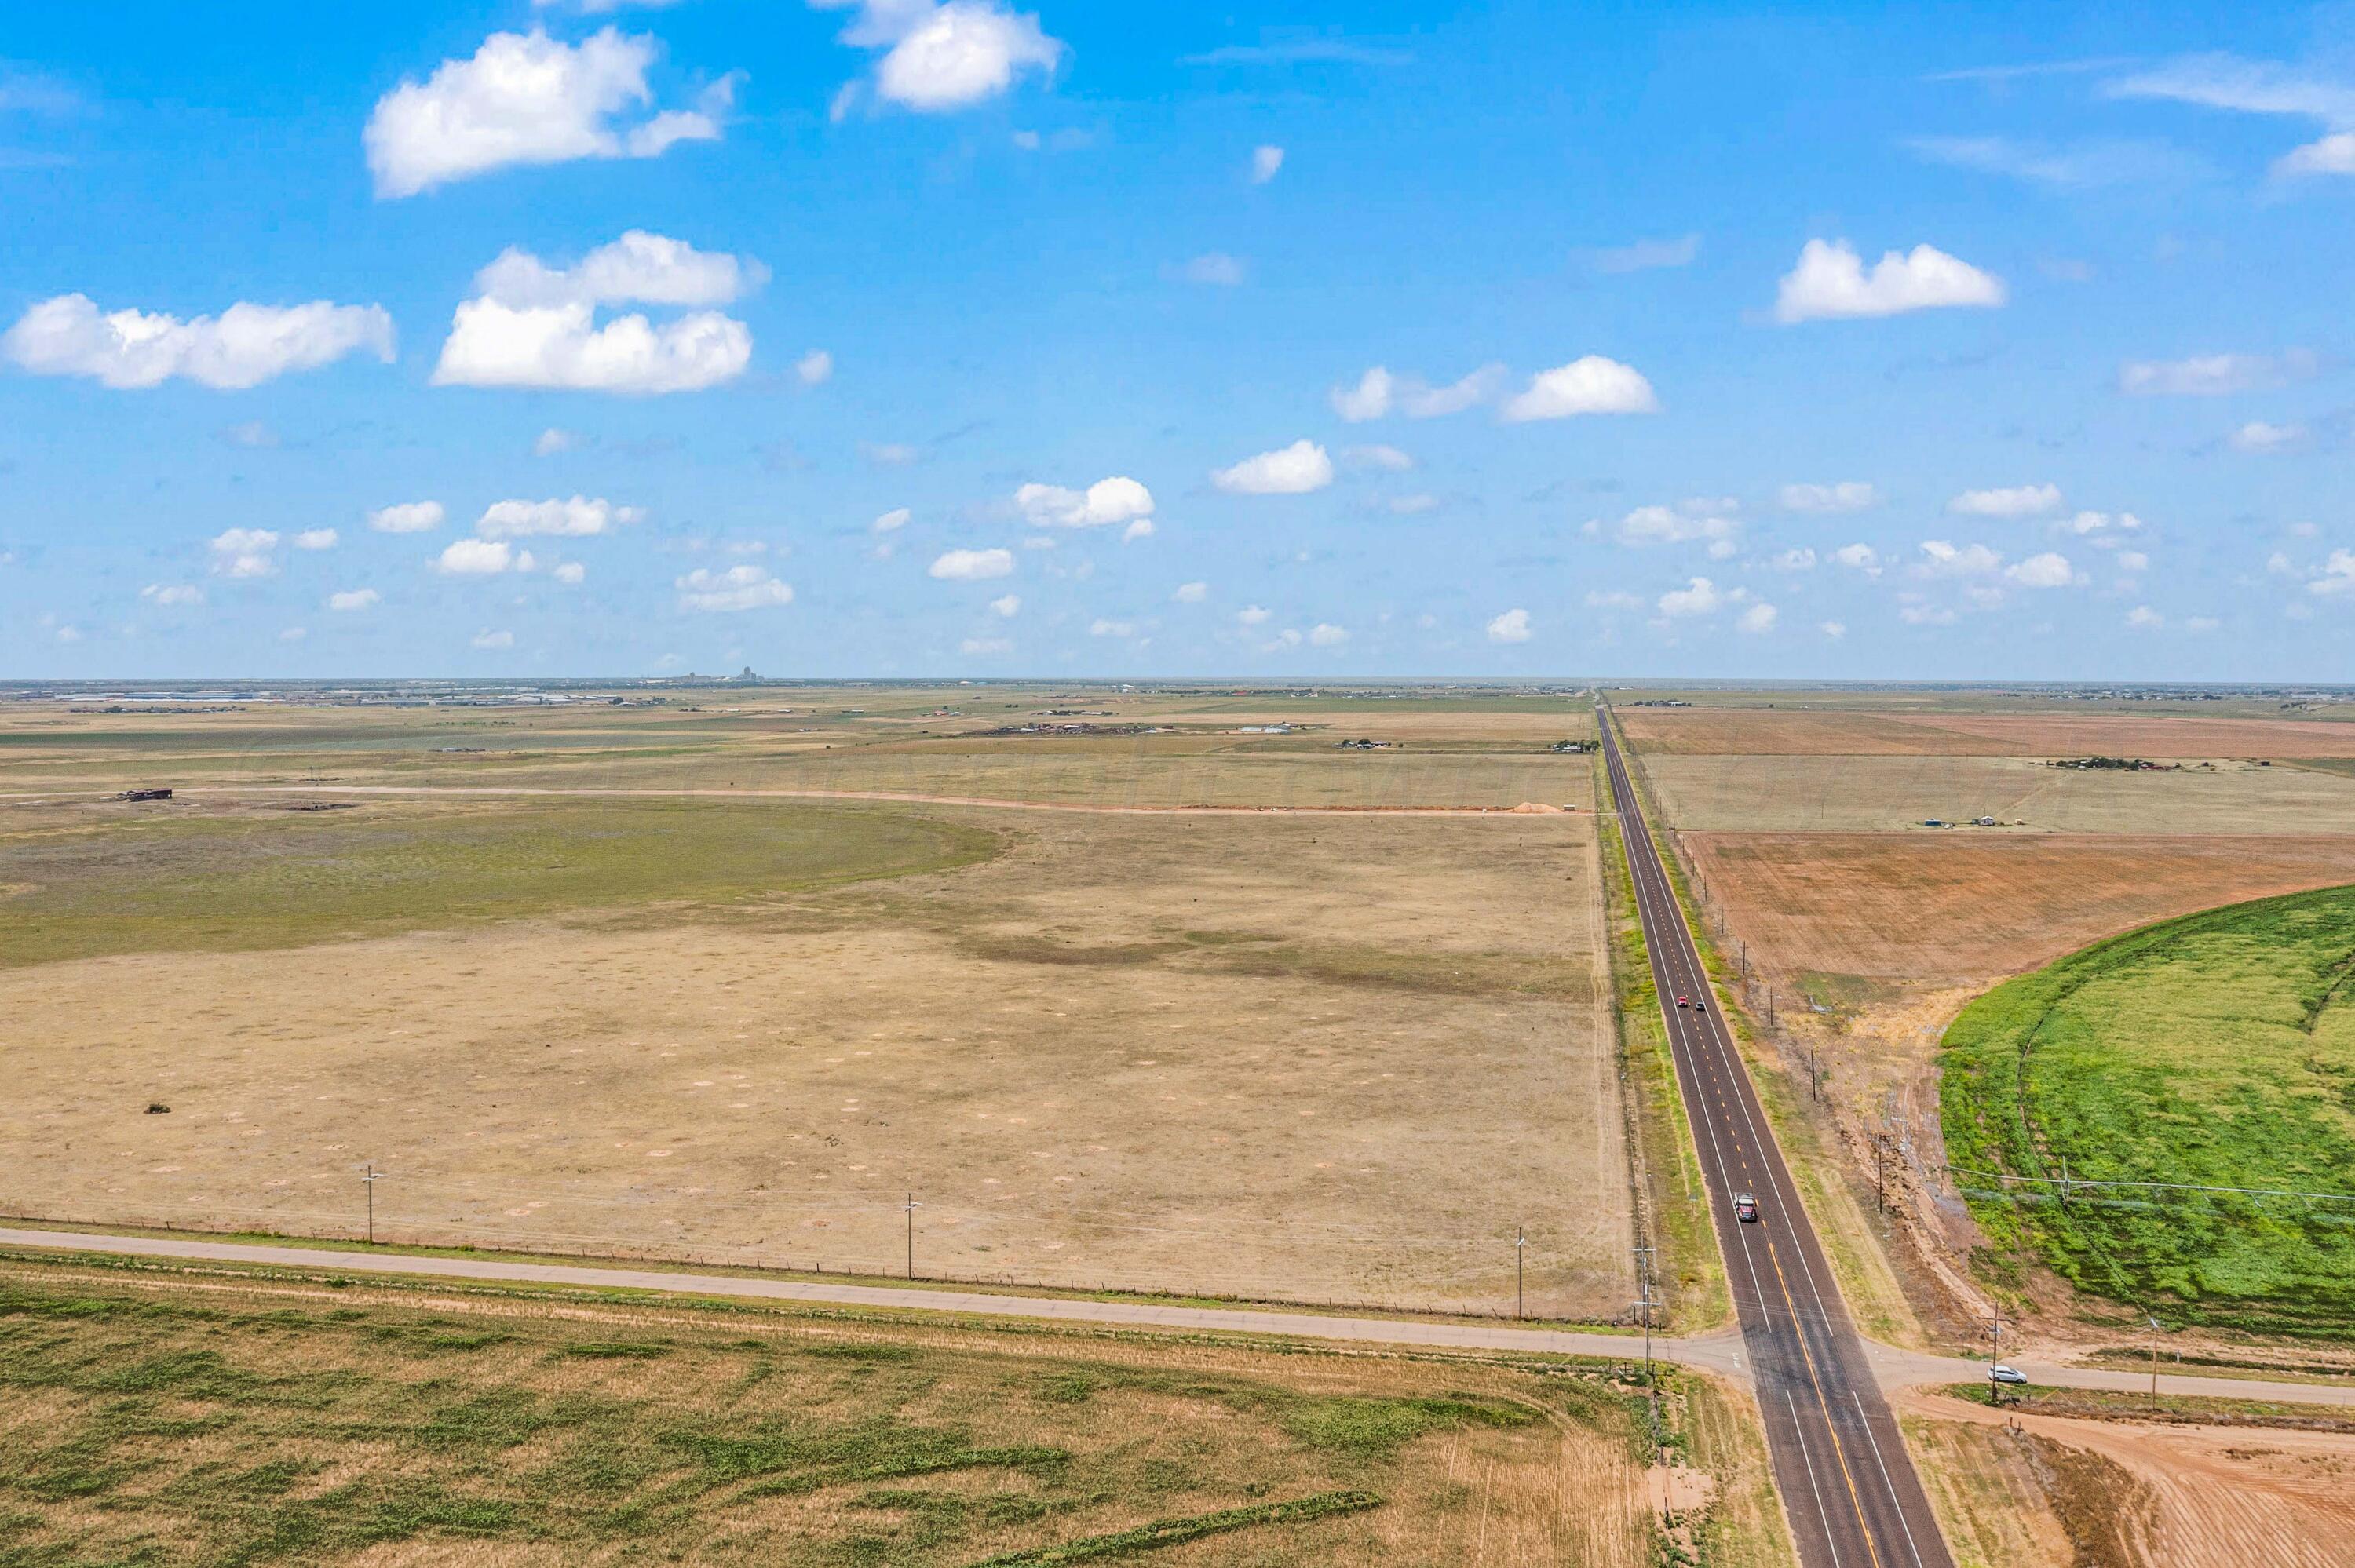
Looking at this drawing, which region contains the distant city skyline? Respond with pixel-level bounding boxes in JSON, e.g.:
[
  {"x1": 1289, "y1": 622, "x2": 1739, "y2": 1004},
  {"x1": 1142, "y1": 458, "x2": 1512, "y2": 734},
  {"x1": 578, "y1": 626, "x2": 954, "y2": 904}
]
[{"x1": 4, "y1": 2, "x2": 2353, "y2": 679}]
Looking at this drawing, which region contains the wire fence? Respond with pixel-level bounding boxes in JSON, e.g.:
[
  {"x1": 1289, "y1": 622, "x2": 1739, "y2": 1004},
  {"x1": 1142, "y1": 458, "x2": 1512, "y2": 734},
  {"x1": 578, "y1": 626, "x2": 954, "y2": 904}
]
[{"x1": 5, "y1": 1169, "x2": 1644, "y2": 1323}]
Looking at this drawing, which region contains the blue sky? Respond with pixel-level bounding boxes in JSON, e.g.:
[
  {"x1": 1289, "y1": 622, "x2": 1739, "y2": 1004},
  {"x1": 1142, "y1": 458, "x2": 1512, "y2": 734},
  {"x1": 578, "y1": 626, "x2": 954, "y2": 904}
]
[{"x1": 4, "y1": 1, "x2": 2354, "y2": 679}]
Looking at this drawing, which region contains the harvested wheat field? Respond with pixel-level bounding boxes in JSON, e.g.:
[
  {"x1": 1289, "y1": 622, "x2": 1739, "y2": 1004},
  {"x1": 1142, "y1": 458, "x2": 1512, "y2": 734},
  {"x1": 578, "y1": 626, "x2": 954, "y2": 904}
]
[
  {"x1": 0, "y1": 798, "x2": 1629, "y2": 1318},
  {"x1": 1641, "y1": 753, "x2": 2355, "y2": 835},
  {"x1": 1896, "y1": 1388, "x2": 2355, "y2": 1568},
  {"x1": 0, "y1": 1249, "x2": 1720, "y2": 1567},
  {"x1": 1615, "y1": 704, "x2": 2355, "y2": 758},
  {"x1": 1678, "y1": 833, "x2": 2355, "y2": 986}
]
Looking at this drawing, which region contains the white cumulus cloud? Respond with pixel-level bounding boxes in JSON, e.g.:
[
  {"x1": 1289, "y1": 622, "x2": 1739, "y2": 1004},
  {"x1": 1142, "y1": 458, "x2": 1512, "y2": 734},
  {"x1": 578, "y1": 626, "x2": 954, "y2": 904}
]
[
  {"x1": 435, "y1": 539, "x2": 532, "y2": 574},
  {"x1": 328, "y1": 588, "x2": 381, "y2": 611},
  {"x1": 294, "y1": 529, "x2": 338, "y2": 550},
  {"x1": 796, "y1": 348, "x2": 834, "y2": 385},
  {"x1": 209, "y1": 527, "x2": 280, "y2": 578},
  {"x1": 1013, "y1": 476, "x2": 1155, "y2": 528},
  {"x1": 1737, "y1": 602, "x2": 1779, "y2": 634},
  {"x1": 1948, "y1": 483, "x2": 2061, "y2": 517},
  {"x1": 1309, "y1": 622, "x2": 1348, "y2": 646},
  {"x1": 1343, "y1": 443, "x2": 1414, "y2": 472},
  {"x1": 1212, "y1": 439, "x2": 1333, "y2": 494},
  {"x1": 1327, "y1": 363, "x2": 1507, "y2": 421},
  {"x1": 365, "y1": 27, "x2": 728, "y2": 198},
  {"x1": 140, "y1": 584, "x2": 204, "y2": 607},
  {"x1": 5, "y1": 294, "x2": 393, "y2": 389},
  {"x1": 473, "y1": 230, "x2": 763, "y2": 309},
  {"x1": 1779, "y1": 480, "x2": 1882, "y2": 513},
  {"x1": 1917, "y1": 539, "x2": 2004, "y2": 577},
  {"x1": 477, "y1": 495, "x2": 642, "y2": 538},
  {"x1": 988, "y1": 593, "x2": 1020, "y2": 617},
  {"x1": 1486, "y1": 607, "x2": 1532, "y2": 643},
  {"x1": 1773, "y1": 239, "x2": 2005, "y2": 323},
  {"x1": 2056, "y1": 509, "x2": 2143, "y2": 538},
  {"x1": 1498, "y1": 356, "x2": 1659, "y2": 420},
  {"x1": 929, "y1": 547, "x2": 1014, "y2": 580},
  {"x1": 1657, "y1": 578, "x2": 1723, "y2": 618},
  {"x1": 676, "y1": 564, "x2": 792, "y2": 611},
  {"x1": 2279, "y1": 132, "x2": 2355, "y2": 177},
  {"x1": 816, "y1": 1, "x2": 1062, "y2": 113},
  {"x1": 472, "y1": 629, "x2": 516, "y2": 648},
  {"x1": 2006, "y1": 551, "x2": 2080, "y2": 588},
  {"x1": 369, "y1": 501, "x2": 445, "y2": 534},
  {"x1": 1173, "y1": 581, "x2": 1207, "y2": 603},
  {"x1": 434, "y1": 232, "x2": 759, "y2": 394},
  {"x1": 2229, "y1": 419, "x2": 2308, "y2": 453},
  {"x1": 1329, "y1": 366, "x2": 1394, "y2": 421},
  {"x1": 1251, "y1": 144, "x2": 1284, "y2": 183},
  {"x1": 1590, "y1": 501, "x2": 1740, "y2": 550}
]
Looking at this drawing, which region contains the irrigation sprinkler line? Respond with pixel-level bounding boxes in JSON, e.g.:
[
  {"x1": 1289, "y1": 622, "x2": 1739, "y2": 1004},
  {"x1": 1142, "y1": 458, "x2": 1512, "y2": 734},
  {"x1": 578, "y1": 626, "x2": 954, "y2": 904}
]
[{"x1": 1944, "y1": 1165, "x2": 2355, "y2": 1205}]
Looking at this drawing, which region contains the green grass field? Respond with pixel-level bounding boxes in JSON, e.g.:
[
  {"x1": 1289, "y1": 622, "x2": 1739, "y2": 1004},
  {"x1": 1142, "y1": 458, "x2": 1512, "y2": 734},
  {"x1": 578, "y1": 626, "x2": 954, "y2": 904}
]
[
  {"x1": 1940, "y1": 884, "x2": 2355, "y2": 1336},
  {"x1": 0, "y1": 1254, "x2": 1665, "y2": 1566},
  {"x1": 0, "y1": 800, "x2": 999, "y2": 968}
]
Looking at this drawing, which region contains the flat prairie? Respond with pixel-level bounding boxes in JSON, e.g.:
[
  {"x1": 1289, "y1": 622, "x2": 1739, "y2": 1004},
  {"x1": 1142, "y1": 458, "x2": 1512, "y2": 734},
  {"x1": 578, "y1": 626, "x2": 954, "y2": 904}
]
[
  {"x1": 1, "y1": 801, "x2": 1628, "y2": 1318},
  {"x1": 1615, "y1": 705, "x2": 2355, "y2": 758},
  {"x1": 1642, "y1": 753, "x2": 2355, "y2": 834},
  {"x1": 0, "y1": 691, "x2": 1597, "y2": 808}
]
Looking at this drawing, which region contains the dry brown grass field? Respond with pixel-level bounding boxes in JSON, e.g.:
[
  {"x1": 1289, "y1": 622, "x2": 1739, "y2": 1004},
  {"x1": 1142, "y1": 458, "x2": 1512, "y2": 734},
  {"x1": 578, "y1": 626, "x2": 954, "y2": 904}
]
[
  {"x1": 0, "y1": 690, "x2": 1627, "y2": 1318},
  {"x1": 1680, "y1": 833, "x2": 2355, "y2": 986},
  {"x1": 1616, "y1": 704, "x2": 2355, "y2": 757},
  {"x1": 0, "y1": 688, "x2": 1598, "y2": 808},
  {"x1": 0, "y1": 1248, "x2": 1756, "y2": 1567},
  {"x1": 1642, "y1": 753, "x2": 2355, "y2": 834}
]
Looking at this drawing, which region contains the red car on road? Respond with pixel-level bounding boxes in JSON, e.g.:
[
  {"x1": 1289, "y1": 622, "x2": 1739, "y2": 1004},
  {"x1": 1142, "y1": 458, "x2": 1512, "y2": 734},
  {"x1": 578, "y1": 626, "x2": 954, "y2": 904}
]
[{"x1": 1735, "y1": 1193, "x2": 1760, "y2": 1223}]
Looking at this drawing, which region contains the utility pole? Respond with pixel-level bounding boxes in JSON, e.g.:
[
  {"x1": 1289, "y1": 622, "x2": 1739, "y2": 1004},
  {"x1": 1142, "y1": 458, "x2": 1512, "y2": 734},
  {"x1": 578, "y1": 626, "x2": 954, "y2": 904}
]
[
  {"x1": 1809, "y1": 1042, "x2": 1818, "y2": 1103},
  {"x1": 1633, "y1": 1245, "x2": 1660, "y2": 1464},
  {"x1": 2149, "y1": 1314, "x2": 2162, "y2": 1401},
  {"x1": 1989, "y1": 1306, "x2": 2003, "y2": 1402},
  {"x1": 1632, "y1": 1245, "x2": 1657, "y2": 1380},
  {"x1": 1515, "y1": 1226, "x2": 1527, "y2": 1319},
  {"x1": 904, "y1": 1193, "x2": 920, "y2": 1280},
  {"x1": 361, "y1": 1163, "x2": 384, "y2": 1244}
]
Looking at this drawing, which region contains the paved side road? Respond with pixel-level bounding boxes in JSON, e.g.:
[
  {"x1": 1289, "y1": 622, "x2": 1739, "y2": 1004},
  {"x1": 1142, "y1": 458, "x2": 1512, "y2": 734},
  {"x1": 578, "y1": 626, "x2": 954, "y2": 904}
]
[
  {"x1": 1865, "y1": 1341, "x2": 2355, "y2": 1411},
  {"x1": 7, "y1": 1227, "x2": 2353, "y2": 1414}
]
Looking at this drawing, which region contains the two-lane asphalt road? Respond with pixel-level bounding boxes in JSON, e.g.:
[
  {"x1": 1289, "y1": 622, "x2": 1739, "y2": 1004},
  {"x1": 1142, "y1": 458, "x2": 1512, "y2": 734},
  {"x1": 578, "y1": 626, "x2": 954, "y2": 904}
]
[{"x1": 1601, "y1": 706, "x2": 1951, "y2": 1568}]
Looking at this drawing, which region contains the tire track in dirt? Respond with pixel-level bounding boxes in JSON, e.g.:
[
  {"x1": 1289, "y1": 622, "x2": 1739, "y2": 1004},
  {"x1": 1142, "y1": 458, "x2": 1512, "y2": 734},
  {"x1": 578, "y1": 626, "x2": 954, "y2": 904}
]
[{"x1": 1892, "y1": 1387, "x2": 2355, "y2": 1566}]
